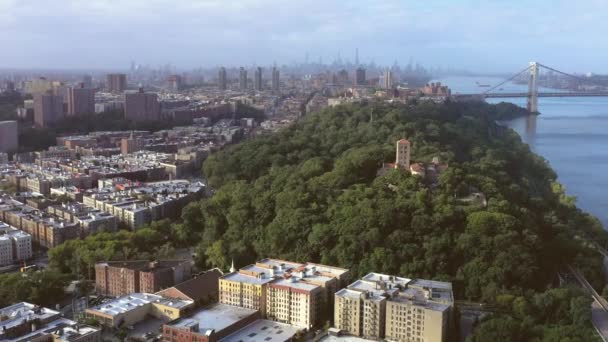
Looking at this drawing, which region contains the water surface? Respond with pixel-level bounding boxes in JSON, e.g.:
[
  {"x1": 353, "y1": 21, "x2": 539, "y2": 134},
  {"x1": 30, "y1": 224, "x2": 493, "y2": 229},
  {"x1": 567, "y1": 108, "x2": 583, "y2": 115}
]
[{"x1": 436, "y1": 76, "x2": 608, "y2": 227}]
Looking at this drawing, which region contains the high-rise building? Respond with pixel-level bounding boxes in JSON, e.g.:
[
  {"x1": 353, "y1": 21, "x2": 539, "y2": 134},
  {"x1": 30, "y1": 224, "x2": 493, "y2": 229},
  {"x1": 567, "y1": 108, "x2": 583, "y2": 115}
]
[
  {"x1": 219, "y1": 258, "x2": 350, "y2": 328},
  {"x1": 0, "y1": 121, "x2": 18, "y2": 153},
  {"x1": 254, "y1": 67, "x2": 263, "y2": 91},
  {"x1": 82, "y1": 75, "x2": 93, "y2": 88},
  {"x1": 271, "y1": 67, "x2": 280, "y2": 92},
  {"x1": 67, "y1": 83, "x2": 95, "y2": 116},
  {"x1": 334, "y1": 273, "x2": 453, "y2": 342},
  {"x1": 337, "y1": 69, "x2": 349, "y2": 85},
  {"x1": 124, "y1": 88, "x2": 160, "y2": 122},
  {"x1": 395, "y1": 139, "x2": 411, "y2": 170},
  {"x1": 218, "y1": 67, "x2": 227, "y2": 91},
  {"x1": 106, "y1": 73, "x2": 127, "y2": 93},
  {"x1": 33, "y1": 92, "x2": 63, "y2": 127},
  {"x1": 239, "y1": 67, "x2": 248, "y2": 90},
  {"x1": 383, "y1": 68, "x2": 393, "y2": 89},
  {"x1": 355, "y1": 67, "x2": 366, "y2": 86},
  {"x1": 168, "y1": 74, "x2": 183, "y2": 91}
]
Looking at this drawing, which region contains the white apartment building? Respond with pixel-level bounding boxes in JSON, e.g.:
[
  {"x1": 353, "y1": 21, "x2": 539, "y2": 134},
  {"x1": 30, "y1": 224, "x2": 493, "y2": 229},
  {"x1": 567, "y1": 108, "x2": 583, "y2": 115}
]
[{"x1": 0, "y1": 223, "x2": 32, "y2": 266}]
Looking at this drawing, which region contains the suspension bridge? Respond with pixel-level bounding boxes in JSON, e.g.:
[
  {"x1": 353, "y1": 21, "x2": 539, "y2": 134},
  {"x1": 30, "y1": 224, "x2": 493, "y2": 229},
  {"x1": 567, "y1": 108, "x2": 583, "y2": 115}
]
[{"x1": 453, "y1": 62, "x2": 608, "y2": 113}]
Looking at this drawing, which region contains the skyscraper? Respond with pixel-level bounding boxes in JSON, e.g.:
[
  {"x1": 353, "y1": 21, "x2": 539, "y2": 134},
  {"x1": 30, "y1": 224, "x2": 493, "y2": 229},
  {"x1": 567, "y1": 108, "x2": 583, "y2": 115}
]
[
  {"x1": 82, "y1": 75, "x2": 93, "y2": 88},
  {"x1": 218, "y1": 67, "x2": 227, "y2": 91},
  {"x1": 355, "y1": 67, "x2": 366, "y2": 86},
  {"x1": 167, "y1": 75, "x2": 182, "y2": 91},
  {"x1": 239, "y1": 67, "x2": 248, "y2": 90},
  {"x1": 34, "y1": 92, "x2": 64, "y2": 127},
  {"x1": 383, "y1": 68, "x2": 393, "y2": 89},
  {"x1": 271, "y1": 67, "x2": 280, "y2": 92},
  {"x1": 355, "y1": 47, "x2": 359, "y2": 66},
  {"x1": 67, "y1": 84, "x2": 95, "y2": 116},
  {"x1": 124, "y1": 88, "x2": 160, "y2": 122},
  {"x1": 254, "y1": 67, "x2": 263, "y2": 91},
  {"x1": 337, "y1": 69, "x2": 349, "y2": 85},
  {"x1": 106, "y1": 74, "x2": 127, "y2": 93}
]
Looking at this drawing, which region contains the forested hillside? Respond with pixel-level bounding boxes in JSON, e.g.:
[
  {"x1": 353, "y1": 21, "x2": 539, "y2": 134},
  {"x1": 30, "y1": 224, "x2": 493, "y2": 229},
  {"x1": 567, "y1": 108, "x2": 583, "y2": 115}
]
[
  {"x1": 46, "y1": 100, "x2": 608, "y2": 340},
  {"x1": 196, "y1": 100, "x2": 607, "y2": 340}
]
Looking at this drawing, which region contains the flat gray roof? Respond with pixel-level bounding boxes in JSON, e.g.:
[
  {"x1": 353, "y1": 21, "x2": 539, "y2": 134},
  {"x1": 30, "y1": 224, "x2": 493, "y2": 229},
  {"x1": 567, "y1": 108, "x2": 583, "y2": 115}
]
[
  {"x1": 218, "y1": 319, "x2": 300, "y2": 342},
  {"x1": 221, "y1": 271, "x2": 274, "y2": 285},
  {"x1": 320, "y1": 335, "x2": 376, "y2": 342},
  {"x1": 168, "y1": 303, "x2": 257, "y2": 333}
]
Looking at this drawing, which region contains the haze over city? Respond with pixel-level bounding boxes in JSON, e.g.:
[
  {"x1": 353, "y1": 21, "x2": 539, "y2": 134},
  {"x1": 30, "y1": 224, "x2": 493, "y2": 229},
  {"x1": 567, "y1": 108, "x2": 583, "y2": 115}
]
[{"x1": 1, "y1": 0, "x2": 607, "y2": 72}]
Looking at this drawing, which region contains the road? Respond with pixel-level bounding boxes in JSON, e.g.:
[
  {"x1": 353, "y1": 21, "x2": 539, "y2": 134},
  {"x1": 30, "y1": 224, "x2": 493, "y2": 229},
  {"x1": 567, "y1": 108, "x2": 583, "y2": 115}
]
[{"x1": 569, "y1": 265, "x2": 608, "y2": 341}]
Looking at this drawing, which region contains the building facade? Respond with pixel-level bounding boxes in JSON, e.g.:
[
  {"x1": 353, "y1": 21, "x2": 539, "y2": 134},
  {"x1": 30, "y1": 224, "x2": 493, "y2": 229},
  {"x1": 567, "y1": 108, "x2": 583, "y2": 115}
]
[
  {"x1": 355, "y1": 67, "x2": 366, "y2": 86},
  {"x1": 239, "y1": 67, "x2": 248, "y2": 90},
  {"x1": 0, "y1": 121, "x2": 18, "y2": 153},
  {"x1": 219, "y1": 258, "x2": 349, "y2": 328},
  {"x1": 218, "y1": 67, "x2": 227, "y2": 91},
  {"x1": 334, "y1": 273, "x2": 453, "y2": 342},
  {"x1": 124, "y1": 88, "x2": 160, "y2": 121},
  {"x1": 34, "y1": 93, "x2": 63, "y2": 127},
  {"x1": 271, "y1": 67, "x2": 280, "y2": 92},
  {"x1": 107, "y1": 73, "x2": 127, "y2": 93},
  {"x1": 254, "y1": 67, "x2": 263, "y2": 91},
  {"x1": 396, "y1": 139, "x2": 411, "y2": 170},
  {"x1": 95, "y1": 260, "x2": 192, "y2": 297},
  {"x1": 67, "y1": 84, "x2": 95, "y2": 116}
]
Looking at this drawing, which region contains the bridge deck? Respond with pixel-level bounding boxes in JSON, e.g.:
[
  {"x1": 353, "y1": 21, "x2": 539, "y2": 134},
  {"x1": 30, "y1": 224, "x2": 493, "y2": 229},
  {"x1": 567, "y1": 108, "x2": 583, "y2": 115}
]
[{"x1": 454, "y1": 92, "x2": 608, "y2": 98}]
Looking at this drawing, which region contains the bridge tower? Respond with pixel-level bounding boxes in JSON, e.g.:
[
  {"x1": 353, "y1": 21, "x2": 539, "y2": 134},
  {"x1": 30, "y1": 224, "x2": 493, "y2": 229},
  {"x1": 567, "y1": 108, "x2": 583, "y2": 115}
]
[{"x1": 527, "y1": 61, "x2": 539, "y2": 113}]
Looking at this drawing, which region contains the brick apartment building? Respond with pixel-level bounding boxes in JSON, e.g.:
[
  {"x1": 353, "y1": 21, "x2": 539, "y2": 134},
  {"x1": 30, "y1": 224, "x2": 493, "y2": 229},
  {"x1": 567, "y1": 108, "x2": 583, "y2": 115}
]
[{"x1": 95, "y1": 260, "x2": 192, "y2": 297}]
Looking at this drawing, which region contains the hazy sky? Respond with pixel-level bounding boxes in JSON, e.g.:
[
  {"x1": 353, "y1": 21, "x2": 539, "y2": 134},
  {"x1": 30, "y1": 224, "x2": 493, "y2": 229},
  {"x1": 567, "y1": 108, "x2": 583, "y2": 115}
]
[{"x1": 1, "y1": 0, "x2": 606, "y2": 73}]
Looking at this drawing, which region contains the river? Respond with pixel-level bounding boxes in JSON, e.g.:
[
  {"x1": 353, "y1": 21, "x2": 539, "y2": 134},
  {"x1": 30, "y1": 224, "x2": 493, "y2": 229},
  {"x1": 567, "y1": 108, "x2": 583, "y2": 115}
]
[{"x1": 435, "y1": 76, "x2": 608, "y2": 227}]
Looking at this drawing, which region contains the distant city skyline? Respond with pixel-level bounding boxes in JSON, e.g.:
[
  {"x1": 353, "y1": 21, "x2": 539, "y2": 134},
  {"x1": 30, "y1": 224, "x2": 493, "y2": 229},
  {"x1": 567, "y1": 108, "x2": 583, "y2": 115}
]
[{"x1": 1, "y1": 0, "x2": 607, "y2": 73}]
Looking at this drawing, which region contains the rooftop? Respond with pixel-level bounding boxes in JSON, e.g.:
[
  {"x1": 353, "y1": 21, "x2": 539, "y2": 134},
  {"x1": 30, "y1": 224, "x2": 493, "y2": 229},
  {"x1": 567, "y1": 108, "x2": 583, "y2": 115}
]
[
  {"x1": 342, "y1": 273, "x2": 453, "y2": 311},
  {"x1": 167, "y1": 303, "x2": 257, "y2": 334},
  {"x1": 87, "y1": 293, "x2": 192, "y2": 317},
  {"x1": 221, "y1": 271, "x2": 274, "y2": 286},
  {"x1": 97, "y1": 259, "x2": 189, "y2": 273},
  {"x1": 270, "y1": 277, "x2": 321, "y2": 293},
  {"x1": 0, "y1": 302, "x2": 60, "y2": 333},
  {"x1": 218, "y1": 319, "x2": 300, "y2": 342}
]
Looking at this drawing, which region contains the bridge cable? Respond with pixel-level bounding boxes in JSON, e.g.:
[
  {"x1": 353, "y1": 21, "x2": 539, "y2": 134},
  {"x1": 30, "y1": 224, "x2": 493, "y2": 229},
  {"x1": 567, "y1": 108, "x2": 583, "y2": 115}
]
[
  {"x1": 481, "y1": 66, "x2": 531, "y2": 95},
  {"x1": 537, "y1": 63, "x2": 608, "y2": 88}
]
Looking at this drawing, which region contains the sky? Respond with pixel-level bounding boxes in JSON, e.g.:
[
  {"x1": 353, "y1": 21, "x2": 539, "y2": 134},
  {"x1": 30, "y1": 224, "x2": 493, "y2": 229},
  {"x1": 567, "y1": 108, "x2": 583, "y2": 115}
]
[{"x1": 1, "y1": 0, "x2": 607, "y2": 73}]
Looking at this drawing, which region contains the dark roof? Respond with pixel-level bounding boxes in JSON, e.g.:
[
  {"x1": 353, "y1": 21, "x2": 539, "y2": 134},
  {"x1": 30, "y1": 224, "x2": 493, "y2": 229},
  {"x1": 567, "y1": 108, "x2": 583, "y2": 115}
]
[{"x1": 167, "y1": 269, "x2": 223, "y2": 302}]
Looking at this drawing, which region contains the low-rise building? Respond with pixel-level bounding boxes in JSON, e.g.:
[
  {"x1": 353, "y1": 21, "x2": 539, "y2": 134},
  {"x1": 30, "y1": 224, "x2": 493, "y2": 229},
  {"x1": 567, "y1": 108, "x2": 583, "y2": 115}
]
[
  {"x1": 85, "y1": 293, "x2": 193, "y2": 328},
  {"x1": 161, "y1": 303, "x2": 259, "y2": 342},
  {"x1": 0, "y1": 302, "x2": 100, "y2": 341},
  {"x1": 47, "y1": 202, "x2": 117, "y2": 236},
  {"x1": 156, "y1": 269, "x2": 223, "y2": 307}
]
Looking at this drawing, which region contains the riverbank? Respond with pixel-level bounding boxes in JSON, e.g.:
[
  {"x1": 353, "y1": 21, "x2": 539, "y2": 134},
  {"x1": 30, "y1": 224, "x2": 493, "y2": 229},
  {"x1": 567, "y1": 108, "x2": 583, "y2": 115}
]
[{"x1": 438, "y1": 75, "x2": 608, "y2": 228}]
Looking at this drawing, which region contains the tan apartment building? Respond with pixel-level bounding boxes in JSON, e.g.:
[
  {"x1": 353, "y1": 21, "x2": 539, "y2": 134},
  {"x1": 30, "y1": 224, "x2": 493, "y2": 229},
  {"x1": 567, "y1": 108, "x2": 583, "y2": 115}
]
[
  {"x1": 219, "y1": 258, "x2": 350, "y2": 328},
  {"x1": 334, "y1": 273, "x2": 453, "y2": 342}
]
